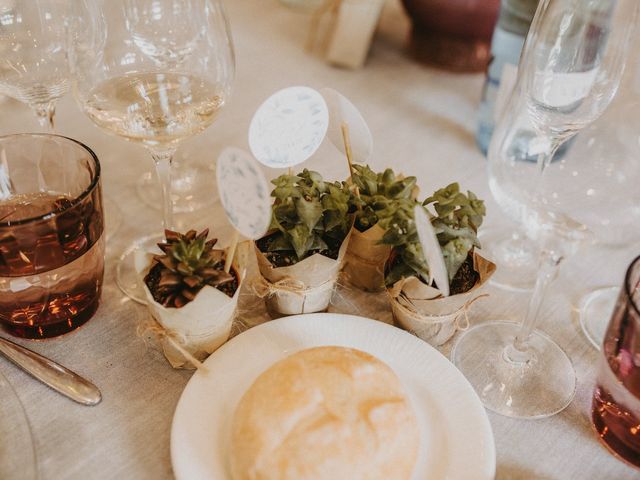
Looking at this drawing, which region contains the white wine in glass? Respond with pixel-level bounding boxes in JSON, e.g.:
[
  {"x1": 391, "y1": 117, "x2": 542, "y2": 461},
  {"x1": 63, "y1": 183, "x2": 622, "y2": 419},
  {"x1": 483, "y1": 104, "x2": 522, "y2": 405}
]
[
  {"x1": 69, "y1": 0, "x2": 235, "y2": 303},
  {"x1": 83, "y1": 73, "x2": 226, "y2": 147}
]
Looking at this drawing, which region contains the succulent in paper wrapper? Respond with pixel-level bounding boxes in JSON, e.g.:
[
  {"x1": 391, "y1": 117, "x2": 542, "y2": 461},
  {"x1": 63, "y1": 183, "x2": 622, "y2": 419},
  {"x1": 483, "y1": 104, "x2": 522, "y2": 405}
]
[
  {"x1": 344, "y1": 165, "x2": 417, "y2": 291},
  {"x1": 256, "y1": 169, "x2": 352, "y2": 316},
  {"x1": 138, "y1": 229, "x2": 244, "y2": 369},
  {"x1": 383, "y1": 183, "x2": 486, "y2": 292},
  {"x1": 349, "y1": 164, "x2": 417, "y2": 233},
  {"x1": 383, "y1": 183, "x2": 494, "y2": 345},
  {"x1": 144, "y1": 229, "x2": 236, "y2": 308},
  {"x1": 260, "y1": 169, "x2": 351, "y2": 264}
]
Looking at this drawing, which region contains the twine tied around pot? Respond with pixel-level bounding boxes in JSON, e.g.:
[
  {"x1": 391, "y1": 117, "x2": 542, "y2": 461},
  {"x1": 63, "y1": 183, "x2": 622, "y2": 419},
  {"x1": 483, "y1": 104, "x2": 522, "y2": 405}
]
[
  {"x1": 393, "y1": 292, "x2": 490, "y2": 332},
  {"x1": 137, "y1": 318, "x2": 209, "y2": 372},
  {"x1": 252, "y1": 274, "x2": 338, "y2": 299}
]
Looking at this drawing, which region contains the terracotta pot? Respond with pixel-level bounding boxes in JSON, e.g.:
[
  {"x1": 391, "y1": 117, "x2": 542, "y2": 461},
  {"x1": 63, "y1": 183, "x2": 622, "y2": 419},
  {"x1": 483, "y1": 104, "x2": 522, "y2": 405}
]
[{"x1": 401, "y1": 0, "x2": 500, "y2": 72}]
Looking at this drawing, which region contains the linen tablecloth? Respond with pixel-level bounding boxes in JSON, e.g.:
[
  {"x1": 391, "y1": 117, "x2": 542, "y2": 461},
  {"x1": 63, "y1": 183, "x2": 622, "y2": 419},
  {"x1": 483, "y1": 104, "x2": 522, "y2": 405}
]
[{"x1": 1, "y1": 1, "x2": 638, "y2": 478}]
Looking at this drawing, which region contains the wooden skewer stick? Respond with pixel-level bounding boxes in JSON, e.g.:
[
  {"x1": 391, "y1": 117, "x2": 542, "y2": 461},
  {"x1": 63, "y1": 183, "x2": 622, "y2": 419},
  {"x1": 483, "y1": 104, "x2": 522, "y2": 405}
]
[
  {"x1": 340, "y1": 122, "x2": 361, "y2": 203},
  {"x1": 288, "y1": 167, "x2": 293, "y2": 176},
  {"x1": 341, "y1": 122, "x2": 356, "y2": 182},
  {"x1": 224, "y1": 230, "x2": 240, "y2": 273}
]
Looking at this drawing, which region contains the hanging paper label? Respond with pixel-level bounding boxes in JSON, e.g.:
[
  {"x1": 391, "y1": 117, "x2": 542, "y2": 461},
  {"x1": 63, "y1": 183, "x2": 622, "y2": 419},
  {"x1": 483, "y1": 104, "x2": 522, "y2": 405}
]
[
  {"x1": 249, "y1": 86, "x2": 329, "y2": 168},
  {"x1": 320, "y1": 87, "x2": 373, "y2": 163},
  {"x1": 216, "y1": 147, "x2": 272, "y2": 240},
  {"x1": 414, "y1": 205, "x2": 450, "y2": 297}
]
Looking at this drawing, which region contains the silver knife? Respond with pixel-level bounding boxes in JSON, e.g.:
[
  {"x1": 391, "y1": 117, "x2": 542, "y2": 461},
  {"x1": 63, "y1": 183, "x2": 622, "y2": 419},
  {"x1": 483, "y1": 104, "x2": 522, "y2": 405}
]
[{"x1": 0, "y1": 336, "x2": 102, "y2": 406}]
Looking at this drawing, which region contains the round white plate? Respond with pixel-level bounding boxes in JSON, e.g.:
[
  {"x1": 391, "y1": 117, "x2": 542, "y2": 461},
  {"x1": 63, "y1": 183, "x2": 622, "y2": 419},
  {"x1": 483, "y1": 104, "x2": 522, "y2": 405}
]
[{"x1": 171, "y1": 313, "x2": 496, "y2": 480}]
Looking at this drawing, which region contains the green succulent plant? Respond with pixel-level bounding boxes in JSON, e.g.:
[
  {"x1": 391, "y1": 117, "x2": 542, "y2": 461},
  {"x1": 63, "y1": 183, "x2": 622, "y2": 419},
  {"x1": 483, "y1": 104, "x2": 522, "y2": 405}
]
[
  {"x1": 262, "y1": 169, "x2": 352, "y2": 263},
  {"x1": 144, "y1": 229, "x2": 235, "y2": 308},
  {"x1": 382, "y1": 183, "x2": 486, "y2": 293},
  {"x1": 348, "y1": 164, "x2": 417, "y2": 232}
]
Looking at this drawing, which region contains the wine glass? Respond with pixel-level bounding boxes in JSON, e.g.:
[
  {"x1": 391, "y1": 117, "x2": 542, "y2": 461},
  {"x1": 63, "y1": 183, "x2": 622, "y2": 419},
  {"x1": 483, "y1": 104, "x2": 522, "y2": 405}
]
[
  {"x1": 573, "y1": 43, "x2": 640, "y2": 350},
  {"x1": 453, "y1": 0, "x2": 639, "y2": 418},
  {"x1": 0, "y1": 0, "x2": 71, "y2": 130},
  {"x1": 68, "y1": 0, "x2": 235, "y2": 303}
]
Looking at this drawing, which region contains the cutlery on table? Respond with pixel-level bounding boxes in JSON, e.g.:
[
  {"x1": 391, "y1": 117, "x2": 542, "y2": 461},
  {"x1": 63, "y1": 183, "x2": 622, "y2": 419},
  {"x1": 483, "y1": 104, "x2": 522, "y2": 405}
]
[{"x1": 0, "y1": 336, "x2": 102, "y2": 406}]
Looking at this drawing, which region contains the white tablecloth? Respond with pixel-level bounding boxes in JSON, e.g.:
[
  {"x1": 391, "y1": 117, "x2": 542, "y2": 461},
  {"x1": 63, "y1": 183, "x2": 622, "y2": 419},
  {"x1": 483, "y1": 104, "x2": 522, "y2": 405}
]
[{"x1": 1, "y1": 1, "x2": 639, "y2": 479}]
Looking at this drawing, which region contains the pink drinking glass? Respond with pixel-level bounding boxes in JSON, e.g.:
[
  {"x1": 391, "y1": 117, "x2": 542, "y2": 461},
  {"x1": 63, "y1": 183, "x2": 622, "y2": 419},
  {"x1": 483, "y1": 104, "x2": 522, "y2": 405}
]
[{"x1": 592, "y1": 254, "x2": 640, "y2": 469}]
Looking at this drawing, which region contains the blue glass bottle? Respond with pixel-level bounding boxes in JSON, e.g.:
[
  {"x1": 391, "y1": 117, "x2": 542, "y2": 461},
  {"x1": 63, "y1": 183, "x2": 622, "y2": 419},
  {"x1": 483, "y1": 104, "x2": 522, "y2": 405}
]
[{"x1": 476, "y1": 0, "x2": 539, "y2": 155}]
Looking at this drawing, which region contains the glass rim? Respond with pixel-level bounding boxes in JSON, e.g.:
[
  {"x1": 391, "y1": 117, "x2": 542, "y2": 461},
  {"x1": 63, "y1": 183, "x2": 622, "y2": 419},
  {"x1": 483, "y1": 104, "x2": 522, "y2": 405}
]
[
  {"x1": 0, "y1": 133, "x2": 101, "y2": 228},
  {"x1": 624, "y1": 254, "x2": 640, "y2": 318}
]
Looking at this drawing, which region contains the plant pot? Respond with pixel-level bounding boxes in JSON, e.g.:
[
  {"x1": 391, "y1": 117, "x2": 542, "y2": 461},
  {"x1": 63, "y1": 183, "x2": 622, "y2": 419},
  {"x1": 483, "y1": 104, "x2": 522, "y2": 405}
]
[
  {"x1": 135, "y1": 249, "x2": 246, "y2": 369},
  {"x1": 254, "y1": 230, "x2": 352, "y2": 317},
  {"x1": 344, "y1": 223, "x2": 390, "y2": 292},
  {"x1": 401, "y1": 0, "x2": 500, "y2": 72},
  {"x1": 387, "y1": 250, "x2": 495, "y2": 346}
]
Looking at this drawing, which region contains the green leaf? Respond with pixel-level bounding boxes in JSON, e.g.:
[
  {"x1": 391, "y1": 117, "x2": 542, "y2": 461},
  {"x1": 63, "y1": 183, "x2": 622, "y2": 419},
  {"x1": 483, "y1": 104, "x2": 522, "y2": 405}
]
[{"x1": 294, "y1": 196, "x2": 323, "y2": 231}]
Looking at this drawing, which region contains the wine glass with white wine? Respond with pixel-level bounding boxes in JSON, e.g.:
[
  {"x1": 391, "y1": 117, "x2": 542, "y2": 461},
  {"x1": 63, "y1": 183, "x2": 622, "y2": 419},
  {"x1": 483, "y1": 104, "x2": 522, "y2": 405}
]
[{"x1": 68, "y1": 0, "x2": 235, "y2": 302}]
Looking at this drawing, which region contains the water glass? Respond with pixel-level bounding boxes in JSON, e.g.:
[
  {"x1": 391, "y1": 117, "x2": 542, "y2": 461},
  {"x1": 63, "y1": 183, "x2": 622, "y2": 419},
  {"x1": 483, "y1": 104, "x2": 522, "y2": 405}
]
[
  {"x1": 592, "y1": 255, "x2": 640, "y2": 469},
  {"x1": 0, "y1": 134, "x2": 104, "y2": 339}
]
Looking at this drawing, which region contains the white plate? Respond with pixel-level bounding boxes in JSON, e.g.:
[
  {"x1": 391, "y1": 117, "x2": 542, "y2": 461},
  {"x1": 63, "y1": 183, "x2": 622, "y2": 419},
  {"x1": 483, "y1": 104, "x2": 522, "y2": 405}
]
[{"x1": 171, "y1": 313, "x2": 495, "y2": 480}]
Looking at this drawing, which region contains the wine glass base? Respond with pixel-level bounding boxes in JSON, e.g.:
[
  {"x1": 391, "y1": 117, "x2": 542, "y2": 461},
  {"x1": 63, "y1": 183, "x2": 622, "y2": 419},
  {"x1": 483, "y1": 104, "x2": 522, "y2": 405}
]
[
  {"x1": 578, "y1": 287, "x2": 619, "y2": 350},
  {"x1": 479, "y1": 228, "x2": 537, "y2": 292},
  {"x1": 115, "y1": 234, "x2": 164, "y2": 304},
  {"x1": 136, "y1": 162, "x2": 218, "y2": 214},
  {"x1": 452, "y1": 321, "x2": 576, "y2": 419}
]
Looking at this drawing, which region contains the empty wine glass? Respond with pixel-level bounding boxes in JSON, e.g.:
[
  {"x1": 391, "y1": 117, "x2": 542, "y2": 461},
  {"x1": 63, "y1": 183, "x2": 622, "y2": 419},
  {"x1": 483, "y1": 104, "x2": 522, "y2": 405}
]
[
  {"x1": 68, "y1": 0, "x2": 235, "y2": 303},
  {"x1": 0, "y1": 0, "x2": 71, "y2": 130},
  {"x1": 453, "y1": 0, "x2": 639, "y2": 418},
  {"x1": 573, "y1": 43, "x2": 640, "y2": 350}
]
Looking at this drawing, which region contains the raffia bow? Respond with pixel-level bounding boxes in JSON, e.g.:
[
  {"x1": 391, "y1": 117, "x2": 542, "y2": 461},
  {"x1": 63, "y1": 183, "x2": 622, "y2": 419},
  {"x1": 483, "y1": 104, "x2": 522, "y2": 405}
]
[
  {"x1": 252, "y1": 274, "x2": 338, "y2": 298},
  {"x1": 391, "y1": 292, "x2": 490, "y2": 332},
  {"x1": 137, "y1": 318, "x2": 209, "y2": 372}
]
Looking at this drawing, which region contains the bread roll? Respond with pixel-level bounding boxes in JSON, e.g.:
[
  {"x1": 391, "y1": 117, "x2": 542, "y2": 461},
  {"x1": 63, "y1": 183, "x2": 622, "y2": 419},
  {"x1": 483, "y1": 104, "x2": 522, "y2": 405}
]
[{"x1": 230, "y1": 346, "x2": 419, "y2": 480}]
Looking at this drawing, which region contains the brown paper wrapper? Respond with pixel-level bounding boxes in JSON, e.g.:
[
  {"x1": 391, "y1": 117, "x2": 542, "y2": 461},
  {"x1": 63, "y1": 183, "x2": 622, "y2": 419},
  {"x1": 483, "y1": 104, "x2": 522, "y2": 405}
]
[
  {"x1": 254, "y1": 229, "x2": 352, "y2": 316},
  {"x1": 343, "y1": 223, "x2": 390, "y2": 292},
  {"x1": 135, "y1": 242, "x2": 249, "y2": 369},
  {"x1": 387, "y1": 250, "x2": 496, "y2": 346}
]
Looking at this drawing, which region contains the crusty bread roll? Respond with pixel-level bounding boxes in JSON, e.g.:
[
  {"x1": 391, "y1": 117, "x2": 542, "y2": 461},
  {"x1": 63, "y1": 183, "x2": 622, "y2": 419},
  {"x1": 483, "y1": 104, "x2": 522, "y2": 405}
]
[{"x1": 230, "y1": 346, "x2": 419, "y2": 480}]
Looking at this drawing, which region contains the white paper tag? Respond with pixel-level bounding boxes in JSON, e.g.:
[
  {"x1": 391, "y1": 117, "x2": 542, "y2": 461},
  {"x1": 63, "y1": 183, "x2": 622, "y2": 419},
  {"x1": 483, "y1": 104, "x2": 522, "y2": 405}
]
[
  {"x1": 320, "y1": 87, "x2": 373, "y2": 163},
  {"x1": 216, "y1": 147, "x2": 272, "y2": 240},
  {"x1": 533, "y1": 69, "x2": 598, "y2": 108},
  {"x1": 414, "y1": 205, "x2": 450, "y2": 297},
  {"x1": 248, "y1": 86, "x2": 329, "y2": 169}
]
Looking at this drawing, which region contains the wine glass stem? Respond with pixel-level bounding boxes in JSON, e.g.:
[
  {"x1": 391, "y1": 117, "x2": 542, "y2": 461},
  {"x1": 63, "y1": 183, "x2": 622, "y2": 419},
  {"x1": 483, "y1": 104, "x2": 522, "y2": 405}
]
[
  {"x1": 32, "y1": 102, "x2": 56, "y2": 132},
  {"x1": 151, "y1": 149, "x2": 176, "y2": 230},
  {"x1": 509, "y1": 247, "x2": 563, "y2": 361}
]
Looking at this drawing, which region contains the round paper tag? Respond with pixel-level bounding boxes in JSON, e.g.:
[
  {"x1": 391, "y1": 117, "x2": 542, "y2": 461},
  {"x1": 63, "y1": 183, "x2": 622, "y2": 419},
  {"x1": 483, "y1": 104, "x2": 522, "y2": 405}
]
[
  {"x1": 249, "y1": 86, "x2": 329, "y2": 168},
  {"x1": 216, "y1": 147, "x2": 272, "y2": 240},
  {"x1": 414, "y1": 205, "x2": 450, "y2": 297},
  {"x1": 321, "y1": 87, "x2": 373, "y2": 164}
]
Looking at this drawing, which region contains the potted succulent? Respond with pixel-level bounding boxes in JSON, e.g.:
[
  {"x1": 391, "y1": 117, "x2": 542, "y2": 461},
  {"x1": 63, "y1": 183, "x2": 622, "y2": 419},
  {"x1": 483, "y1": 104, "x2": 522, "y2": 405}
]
[
  {"x1": 383, "y1": 183, "x2": 495, "y2": 346},
  {"x1": 136, "y1": 229, "x2": 245, "y2": 369},
  {"x1": 344, "y1": 165, "x2": 417, "y2": 291},
  {"x1": 254, "y1": 169, "x2": 353, "y2": 316}
]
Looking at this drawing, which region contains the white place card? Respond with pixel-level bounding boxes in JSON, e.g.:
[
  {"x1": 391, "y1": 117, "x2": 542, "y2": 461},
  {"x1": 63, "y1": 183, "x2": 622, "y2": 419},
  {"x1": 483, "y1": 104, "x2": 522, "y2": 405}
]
[
  {"x1": 249, "y1": 86, "x2": 329, "y2": 169},
  {"x1": 321, "y1": 87, "x2": 373, "y2": 164},
  {"x1": 414, "y1": 205, "x2": 450, "y2": 297},
  {"x1": 216, "y1": 147, "x2": 272, "y2": 240}
]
